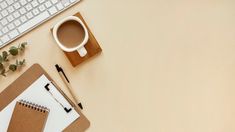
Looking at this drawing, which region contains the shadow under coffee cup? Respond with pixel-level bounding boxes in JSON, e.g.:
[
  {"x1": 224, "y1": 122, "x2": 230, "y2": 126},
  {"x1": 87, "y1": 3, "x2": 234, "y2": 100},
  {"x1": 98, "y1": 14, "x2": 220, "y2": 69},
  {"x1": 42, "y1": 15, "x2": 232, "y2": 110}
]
[{"x1": 52, "y1": 16, "x2": 89, "y2": 57}]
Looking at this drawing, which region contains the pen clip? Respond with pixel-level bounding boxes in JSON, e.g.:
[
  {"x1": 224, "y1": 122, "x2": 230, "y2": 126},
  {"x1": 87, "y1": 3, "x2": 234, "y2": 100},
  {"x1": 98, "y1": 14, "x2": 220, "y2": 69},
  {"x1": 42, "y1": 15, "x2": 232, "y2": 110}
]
[{"x1": 55, "y1": 64, "x2": 70, "y2": 83}]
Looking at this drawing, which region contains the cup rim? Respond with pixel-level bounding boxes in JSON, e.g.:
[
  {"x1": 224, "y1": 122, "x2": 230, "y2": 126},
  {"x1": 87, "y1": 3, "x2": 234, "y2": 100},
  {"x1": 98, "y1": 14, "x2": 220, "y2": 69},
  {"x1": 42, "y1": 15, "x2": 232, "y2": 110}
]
[{"x1": 52, "y1": 16, "x2": 89, "y2": 52}]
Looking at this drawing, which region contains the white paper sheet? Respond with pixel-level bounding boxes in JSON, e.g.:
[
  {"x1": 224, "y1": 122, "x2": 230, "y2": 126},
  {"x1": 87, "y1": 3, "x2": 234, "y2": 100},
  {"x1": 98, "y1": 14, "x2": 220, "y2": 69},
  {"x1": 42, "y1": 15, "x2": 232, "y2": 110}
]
[{"x1": 0, "y1": 75, "x2": 80, "y2": 132}]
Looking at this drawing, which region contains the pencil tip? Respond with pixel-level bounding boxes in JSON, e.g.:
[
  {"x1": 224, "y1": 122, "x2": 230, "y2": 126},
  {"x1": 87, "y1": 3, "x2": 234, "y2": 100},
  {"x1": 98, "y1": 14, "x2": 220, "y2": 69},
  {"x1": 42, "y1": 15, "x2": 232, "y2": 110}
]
[{"x1": 78, "y1": 103, "x2": 83, "y2": 109}]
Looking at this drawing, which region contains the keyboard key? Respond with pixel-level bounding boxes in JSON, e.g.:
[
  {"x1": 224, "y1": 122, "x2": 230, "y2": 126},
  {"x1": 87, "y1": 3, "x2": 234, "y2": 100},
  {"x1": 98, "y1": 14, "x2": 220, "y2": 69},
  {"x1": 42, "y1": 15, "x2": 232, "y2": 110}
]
[
  {"x1": 45, "y1": 1, "x2": 52, "y2": 8},
  {"x1": 9, "y1": 30, "x2": 19, "y2": 39},
  {"x1": 0, "y1": 18, "x2": 8, "y2": 26},
  {"x1": 14, "y1": 20, "x2": 21, "y2": 26},
  {"x1": 56, "y1": 3, "x2": 64, "y2": 10},
  {"x1": 25, "y1": 4, "x2": 33, "y2": 11},
  {"x1": 33, "y1": 8, "x2": 40, "y2": 15},
  {"x1": 39, "y1": 4, "x2": 46, "y2": 11},
  {"x1": 20, "y1": 15, "x2": 27, "y2": 23},
  {"x1": 13, "y1": 11, "x2": 20, "y2": 18},
  {"x1": 26, "y1": 12, "x2": 33, "y2": 19},
  {"x1": 38, "y1": 0, "x2": 46, "y2": 4},
  {"x1": 2, "y1": 27, "x2": 9, "y2": 34},
  {"x1": 1, "y1": 35, "x2": 10, "y2": 43},
  {"x1": 8, "y1": 23, "x2": 15, "y2": 30},
  {"x1": 32, "y1": 1, "x2": 39, "y2": 7},
  {"x1": 18, "y1": 11, "x2": 50, "y2": 33},
  {"x1": 19, "y1": 7, "x2": 26, "y2": 14},
  {"x1": 7, "y1": 15, "x2": 14, "y2": 22},
  {"x1": 20, "y1": 0, "x2": 27, "y2": 6},
  {"x1": 51, "y1": 0, "x2": 58, "y2": 4},
  {"x1": 0, "y1": 1, "x2": 7, "y2": 9},
  {"x1": 6, "y1": 0, "x2": 14, "y2": 5},
  {"x1": 7, "y1": 6, "x2": 14, "y2": 13},
  {"x1": 13, "y1": 3, "x2": 21, "y2": 9},
  {"x1": 48, "y1": 6, "x2": 57, "y2": 15},
  {"x1": 63, "y1": 1, "x2": 70, "y2": 7},
  {"x1": 1, "y1": 10, "x2": 8, "y2": 17}
]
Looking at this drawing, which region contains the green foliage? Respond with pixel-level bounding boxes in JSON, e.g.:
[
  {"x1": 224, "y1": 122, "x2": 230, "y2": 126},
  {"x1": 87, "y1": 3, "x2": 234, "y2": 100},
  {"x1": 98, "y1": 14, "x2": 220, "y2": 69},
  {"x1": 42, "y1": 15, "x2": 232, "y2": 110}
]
[
  {"x1": 9, "y1": 46, "x2": 18, "y2": 56},
  {"x1": 0, "y1": 42, "x2": 27, "y2": 77}
]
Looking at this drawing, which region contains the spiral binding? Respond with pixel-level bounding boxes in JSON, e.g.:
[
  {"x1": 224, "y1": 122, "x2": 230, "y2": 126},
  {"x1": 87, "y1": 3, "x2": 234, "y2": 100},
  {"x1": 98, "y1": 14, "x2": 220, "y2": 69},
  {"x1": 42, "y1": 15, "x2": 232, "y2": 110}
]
[{"x1": 18, "y1": 100, "x2": 50, "y2": 113}]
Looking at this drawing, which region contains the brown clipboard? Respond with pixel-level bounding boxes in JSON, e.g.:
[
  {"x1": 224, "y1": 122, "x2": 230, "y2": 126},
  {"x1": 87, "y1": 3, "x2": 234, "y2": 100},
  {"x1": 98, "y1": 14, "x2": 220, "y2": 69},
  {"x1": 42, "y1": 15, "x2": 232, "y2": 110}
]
[{"x1": 0, "y1": 64, "x2": 90, "y2": 132}]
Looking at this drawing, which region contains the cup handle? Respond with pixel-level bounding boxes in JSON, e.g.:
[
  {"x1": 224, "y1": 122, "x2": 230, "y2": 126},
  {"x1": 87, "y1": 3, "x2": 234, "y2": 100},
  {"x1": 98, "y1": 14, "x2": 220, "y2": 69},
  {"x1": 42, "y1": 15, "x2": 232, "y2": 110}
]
[{"x1": 77, "y1": 47, "x2": 87, "y2": 57}]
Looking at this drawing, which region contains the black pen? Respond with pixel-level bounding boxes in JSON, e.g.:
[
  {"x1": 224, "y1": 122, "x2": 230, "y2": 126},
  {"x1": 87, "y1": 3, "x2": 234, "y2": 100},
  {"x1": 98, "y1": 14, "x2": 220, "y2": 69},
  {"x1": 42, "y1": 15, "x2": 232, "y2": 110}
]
[{"x1": 55, "y1": 64, "x2": 83, "y2": 110}]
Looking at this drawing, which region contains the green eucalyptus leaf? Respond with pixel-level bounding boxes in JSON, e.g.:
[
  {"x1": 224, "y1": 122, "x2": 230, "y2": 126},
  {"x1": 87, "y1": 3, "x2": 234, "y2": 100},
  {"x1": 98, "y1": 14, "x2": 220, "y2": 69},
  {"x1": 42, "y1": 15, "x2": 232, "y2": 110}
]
[
  {"x1": 21, "y1": 42, "x2": 27, "y2": 48},
  {"x1": 1, "y1": 69, "x2": 6, "y2": 77},
  {"x1": 19, "y1": 59, "x2": 25, "y2": 65},
  {"x1": 16, "y1": 60, "x2": 19, "y2": 65},
  {"x1": 22, "y1": 59, "x2": 25, "y2": 64},
  {"x1": 0, "y1": 55, "x2": 2, "y2": 63},
  {"x1": 19, "y1": 42, "x2": 27, "y2": 51},
  {"x1": 9, "y1": 64, "x2": 17, "y2": 72},
  {"x1": 0, "y1": 63, "x2": 3, "y2": 70},
  {"x1": 9, "y1": 46, "x2": 18, "y2": 56},
  {"x1": 2, "y1": 51, "x2": 8, "y2": 61}
]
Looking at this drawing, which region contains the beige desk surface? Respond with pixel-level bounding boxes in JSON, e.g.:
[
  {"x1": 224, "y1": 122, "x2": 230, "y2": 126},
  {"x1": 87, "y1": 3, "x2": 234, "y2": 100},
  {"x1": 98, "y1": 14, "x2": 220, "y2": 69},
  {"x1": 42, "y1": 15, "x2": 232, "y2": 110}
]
[{"x1": 1, "y1": 0, "x2": 235, "y2": 132}]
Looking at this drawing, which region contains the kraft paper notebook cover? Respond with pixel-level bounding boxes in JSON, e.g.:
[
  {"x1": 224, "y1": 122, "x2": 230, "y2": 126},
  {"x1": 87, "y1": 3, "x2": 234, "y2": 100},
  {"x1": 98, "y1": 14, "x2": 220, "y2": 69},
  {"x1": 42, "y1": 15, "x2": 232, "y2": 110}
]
[
  {"x1": 0, "y1": 64, "x2": 90, "y2": 132},
  {"x1": 7, "y1": 100, "x2": 49, "y2": 132}
]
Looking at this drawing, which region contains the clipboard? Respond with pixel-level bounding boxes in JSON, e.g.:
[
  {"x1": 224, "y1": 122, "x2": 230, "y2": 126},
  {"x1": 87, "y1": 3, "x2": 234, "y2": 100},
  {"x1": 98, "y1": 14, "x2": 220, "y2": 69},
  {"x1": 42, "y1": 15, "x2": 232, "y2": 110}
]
[{"x1": 0, "y1": 64, "x2": 90, "y2": 132}]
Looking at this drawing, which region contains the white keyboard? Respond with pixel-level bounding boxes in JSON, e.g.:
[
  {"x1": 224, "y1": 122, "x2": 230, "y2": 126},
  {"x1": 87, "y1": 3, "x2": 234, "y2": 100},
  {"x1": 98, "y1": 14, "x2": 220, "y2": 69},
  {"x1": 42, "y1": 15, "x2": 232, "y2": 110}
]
[{"x1": 0, "y1": 0, "x2": 80, "y2": 48}]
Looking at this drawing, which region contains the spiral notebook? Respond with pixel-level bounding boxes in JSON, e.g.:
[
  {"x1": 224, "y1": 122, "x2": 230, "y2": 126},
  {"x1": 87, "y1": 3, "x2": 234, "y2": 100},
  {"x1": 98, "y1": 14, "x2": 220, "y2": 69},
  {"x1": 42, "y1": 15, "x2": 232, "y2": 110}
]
[{"x1": 7, "y1": 100, "x2": 49, "y2": 132}]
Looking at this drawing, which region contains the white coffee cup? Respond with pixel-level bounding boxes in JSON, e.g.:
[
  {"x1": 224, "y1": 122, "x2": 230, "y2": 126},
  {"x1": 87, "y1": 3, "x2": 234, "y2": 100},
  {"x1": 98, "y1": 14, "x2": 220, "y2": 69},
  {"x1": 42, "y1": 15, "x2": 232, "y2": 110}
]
[{"x1": 52, "y1": 16, "x2": 89, "y2": 57}]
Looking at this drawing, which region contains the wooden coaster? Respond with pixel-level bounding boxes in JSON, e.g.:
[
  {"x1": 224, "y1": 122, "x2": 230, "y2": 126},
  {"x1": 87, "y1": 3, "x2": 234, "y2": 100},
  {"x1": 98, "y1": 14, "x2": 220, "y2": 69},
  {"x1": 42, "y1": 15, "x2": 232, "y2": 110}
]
[{"x1": 52, "y1": 12, "x2": 102, "y2": 67}]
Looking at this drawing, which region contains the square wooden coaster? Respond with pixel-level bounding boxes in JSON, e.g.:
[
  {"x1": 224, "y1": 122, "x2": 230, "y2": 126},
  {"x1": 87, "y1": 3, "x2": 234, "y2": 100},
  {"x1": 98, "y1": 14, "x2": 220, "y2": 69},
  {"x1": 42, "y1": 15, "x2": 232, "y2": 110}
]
[{"x1": 52, "y1": 12, "x2": 102, "y2": 67}]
